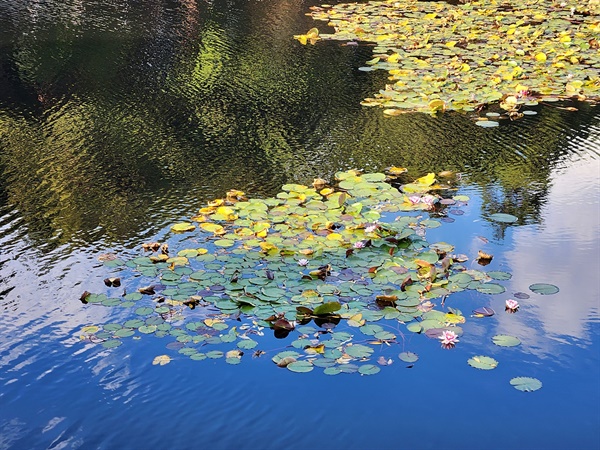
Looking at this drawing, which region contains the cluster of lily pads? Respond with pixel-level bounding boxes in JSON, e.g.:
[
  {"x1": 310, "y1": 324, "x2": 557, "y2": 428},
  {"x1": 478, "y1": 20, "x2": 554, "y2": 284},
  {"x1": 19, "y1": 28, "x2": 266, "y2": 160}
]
[
  {"x1": 80, "y1": 169, "x2": 557, "y2": 391},
  {"x1": 295, "y1": 0, "x2": 600, "y2": 124}
]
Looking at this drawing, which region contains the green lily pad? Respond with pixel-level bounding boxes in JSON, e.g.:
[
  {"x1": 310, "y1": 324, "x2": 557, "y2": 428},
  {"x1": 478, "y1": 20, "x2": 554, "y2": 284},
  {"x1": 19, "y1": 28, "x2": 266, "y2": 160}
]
[
  {"x1": 313, "y1": 301, "x2": 341, "y2": 315},
  {"x1": 171, "y1": 222, "x2": 195, "y2": 233},
  {"x1": 489, "y1": 213, "x2": 518, "y2": 223},
  {"x1": 237, "y1": 339, "x2": 258, "y2": 350},
  {"x1": 476, "y1": 119, "x2": 499, "y2": 128},
  {"x1": 358, "y1": 364, "x2": 381, "y2": 375},
  {"x1": 476, "y1": 283, "x2": 506, "y2": 295},
  {"x1": 135, "y1": 307, "x2": 154, "y2": 316},
  {"x1": 114, "y1": 328, "x2": 135, "y2": 338},
  {"x1": 398, "y1": 351, "x2": 419, "y2": 363},
  {"x1": 345, "y1": 344, "x2": 374, "y2": 358},
  {"x1": 492, "y1": 335, "x2": 521, "y2": 347},
  {"x1": 529, "y1": 283, "x2": 559, "y2": 295},
  {"x1": 287, "y1": 361, "x2": 314, "y2": 373},
  {"x1": 510, "y1": 377, "x2": 542, "y2": 392},
  {"x1": 467, "y1": 355, "x2": 498, "y2": 370},
  {"x1": 323, "y1": 366, "x2": 343, "y2": 375},
  {"x1": 272, "y1": 351, "x2": 301, "y2": 365},
  {"x1": 487, "y1": 271, "x2": 512, "y2": 281},
  {"x1": 102, "y1": 339, "x2": 122, "y2": 349}
]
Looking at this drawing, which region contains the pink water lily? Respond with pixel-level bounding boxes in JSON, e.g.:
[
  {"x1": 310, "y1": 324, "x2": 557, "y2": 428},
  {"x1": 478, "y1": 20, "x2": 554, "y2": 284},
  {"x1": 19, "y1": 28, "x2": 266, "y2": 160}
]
[
  {"x1": 353, "y1": 241, "x2": 366, "y2": 249},
  {"x1": 505, "y1": 299, "x2": 519, "y2": 313},
  {"x1": 439, "y1": 330, "x2": 459, "y2": 349},
  {"x1": 298, "y1": 258, "x2": 309, "y2": 267},
  {"x1": 421, "y1": 194, "x2": 436, "y2": 207},
  {"x1": 408, "y1": 195, "x2": 421, "y2": 205},
  {"x1": 365, "y1": 224, "x2": 379, "y2": 233}
]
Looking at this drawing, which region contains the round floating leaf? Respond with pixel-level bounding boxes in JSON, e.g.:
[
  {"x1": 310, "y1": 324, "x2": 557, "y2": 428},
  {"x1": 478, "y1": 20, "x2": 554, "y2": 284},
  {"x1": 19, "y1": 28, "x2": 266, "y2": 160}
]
[
  {"x1": 338, "y1": 364, "x2": 359, "y2": 374},
  {"x1": 492, "y1": 335, "x2": 521, "y2": 347},
  {"x1": 487, "y1": 271, "x2": 512, "y2": 281},
  {"x1": 123, "y1": 319, "x2": 144, "y2": 328},
  {"x1": 190, "y1": 353, "x2": 207, "y2": 361},
  {"x1": 510, "y1": 377, "x2": 542, "y2": 392},
  {"x1": 468, "y1": 355, "x2": 498, "y2": 370},
  {"x1": 152, "y1": 355, "x2": 171, "y2": 366},
  {"x1": 206, "y1": 351, "x2": 224, "y2": 359},
  {"x1": 287, "y1": 361, "x2": 314, "y2": 373},
  {"x1": 237, "y1": 339, "x2": 258, "y2": 350},
  {"x1": 360, "y1": 324, "x2": 384, "y2": 336},
  {"x1": 102, "y1": 339, "x2": 122, "y2": 349},
  {"x1": 358, "y1": 364, "x2": 381, "y2": 375},
  {"x1": 514, "y1": 292, "x2": 530, "y2": 300},
  {"x1": 475, "y1": 120, "x2": 499, "y2": 128},
  {"x1": 114, "y1": 328, "x2": 135, "y2": 338},
  {"x1": 138, "y1": 325, "x2": 157, "y2": 334},
  {"x1": 135, "y1": 307, "x2": 154, "y2": 316},
  {"x1": 272, "y1": 351, "x2": 301, "y2": 365},
  {"x1": 374, "y1": 330, "x2": 396, "y2": 341},
  {"x1": 406, "y1": 322, "x2": 422, "y2": 333},
  {"x1": 313, "y1": 301, "x2": 341, "y2": 315},
  {"x1": 529, "y1": 283, "x2": 559, "y2": 295},
  {"x1": 345, "y1": 344, "x2": 374, "y2": 358},
  {"x1": 214, "y1": 239, "x2": 235, "y2": 247},
  {"x1": 324, "y1": 366, "x2": 342, "y2": 375},
  {"x1": 171, "y1": 222, "x2": 195, "y2": 233},
  {"x1": 476, "y1": 283, "x2": 506, "y2": 295},
  {"x1": 398, "y1": 351, "x2": 419, "y2": 363},
  {"x1": 489, "y1": 213, "x2": 518, "y2": 223}
]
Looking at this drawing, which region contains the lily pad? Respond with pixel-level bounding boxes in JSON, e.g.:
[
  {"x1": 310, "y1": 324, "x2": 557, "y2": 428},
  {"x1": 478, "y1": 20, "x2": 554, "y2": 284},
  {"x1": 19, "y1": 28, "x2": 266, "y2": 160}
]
[
  {"x1": 237, "y1": 339, "x2": 258, "y2": 350},
  {"x1": 510, "y1": 377, "x2": 542, "y2": 392},
  {"x1": 398, "y1": 351, "x2": 419, "y2": 363},
  {"x1": 102, "y1": 339, "x2": 122, "y2": 349},
  {"x1": 529, "y1": 283, "x2": 559, "y2": 295},
  {"x1": 476, "y1": 283, "x2": 506, "y2": 295},
  {"x1": 475, "y1": 120, "x2": 499, "y2": 128},
  {"x1": 492, "y1": 335, "x2": 521, "y2": 347},
  {"x1": 489, "y1": 213, "x2": 518, "y2": 223},
  {"x1": 345, "y1": 344, "x2": 374, "y2": 358},
  {"x1": 171, "y1": 222, "x2": 195, "y2": 233},
  {"x1": 467, "y1": 355, "x2": 498, "y2": 370},
  {"x1": 287, "y1": 361, "x2": 314, "y2": 373},
  {"x1": 358, "y1": 364, "x2": 380, "y2": 375},
  {"x1": 152, "y1": 355, "x2": 171, "y2": 366}
]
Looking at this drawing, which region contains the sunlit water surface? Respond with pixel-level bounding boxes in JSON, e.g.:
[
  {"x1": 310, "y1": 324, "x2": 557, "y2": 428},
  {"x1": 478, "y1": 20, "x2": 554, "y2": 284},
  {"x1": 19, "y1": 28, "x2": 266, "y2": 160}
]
[{"x1": 0, "y1": 0, "x2": 599, "y2": 449}]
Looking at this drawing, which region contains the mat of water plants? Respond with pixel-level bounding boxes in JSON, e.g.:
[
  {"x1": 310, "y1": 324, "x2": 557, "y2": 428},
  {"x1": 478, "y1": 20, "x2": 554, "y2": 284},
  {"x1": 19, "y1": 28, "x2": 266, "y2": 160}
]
[
  {"x1": 80, "y1": 169, "x2": 553, "y2": 389},
  {"x1": 295, "y1": 0, "x2": 600, "y2": 119}
]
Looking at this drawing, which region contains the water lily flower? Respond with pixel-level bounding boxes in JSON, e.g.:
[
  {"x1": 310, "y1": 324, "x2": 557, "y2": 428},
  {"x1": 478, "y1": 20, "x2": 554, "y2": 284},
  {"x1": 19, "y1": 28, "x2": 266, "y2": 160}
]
[
  {"x1": 421, "y1": 194, "x2": 436, "y2": 208},
  {"x1": 365, "y1": 224, "x2": 379, "y2": 233},
  {"x1": 439, "y1": 330, "x2": 459, "y2": 349},
  {"x1": 298, "y1": 258, "x2": 309, "y2": 266},
  {"x1": 408, "y1": 195, "x2": 421, "y2": 205},
  {"x1": 353, "y1": 241, "x2": 366, "y2": 249},
  {"x1": 505, "y1": 299, "x2": 519, "y2": 313}
]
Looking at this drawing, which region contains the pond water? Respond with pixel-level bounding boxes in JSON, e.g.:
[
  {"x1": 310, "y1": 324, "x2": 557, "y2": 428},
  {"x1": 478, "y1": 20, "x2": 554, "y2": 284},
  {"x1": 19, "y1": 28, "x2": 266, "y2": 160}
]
[{"x1": 1, "y1": 0, "x2": 599, "y2": 449}]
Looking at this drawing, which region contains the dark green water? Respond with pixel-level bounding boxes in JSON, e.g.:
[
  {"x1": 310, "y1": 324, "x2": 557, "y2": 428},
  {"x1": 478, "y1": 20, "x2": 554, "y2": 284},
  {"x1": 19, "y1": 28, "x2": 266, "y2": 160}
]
[{"x1": 1, "y1": 0, "x2": 599, "y2": 449}]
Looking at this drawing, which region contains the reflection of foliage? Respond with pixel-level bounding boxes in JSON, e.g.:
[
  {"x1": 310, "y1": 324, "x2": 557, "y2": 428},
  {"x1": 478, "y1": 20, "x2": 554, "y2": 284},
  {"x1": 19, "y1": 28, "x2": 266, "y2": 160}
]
[
  {"x1": 82, "y1": 170, "x2": 530, "y2": 376},
  {"x1": 0, "y1": 0, "x2": 598, "y2": 249},
  {"x1": 302, "y1": 0, "x2": 600, "y2": 117}
]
